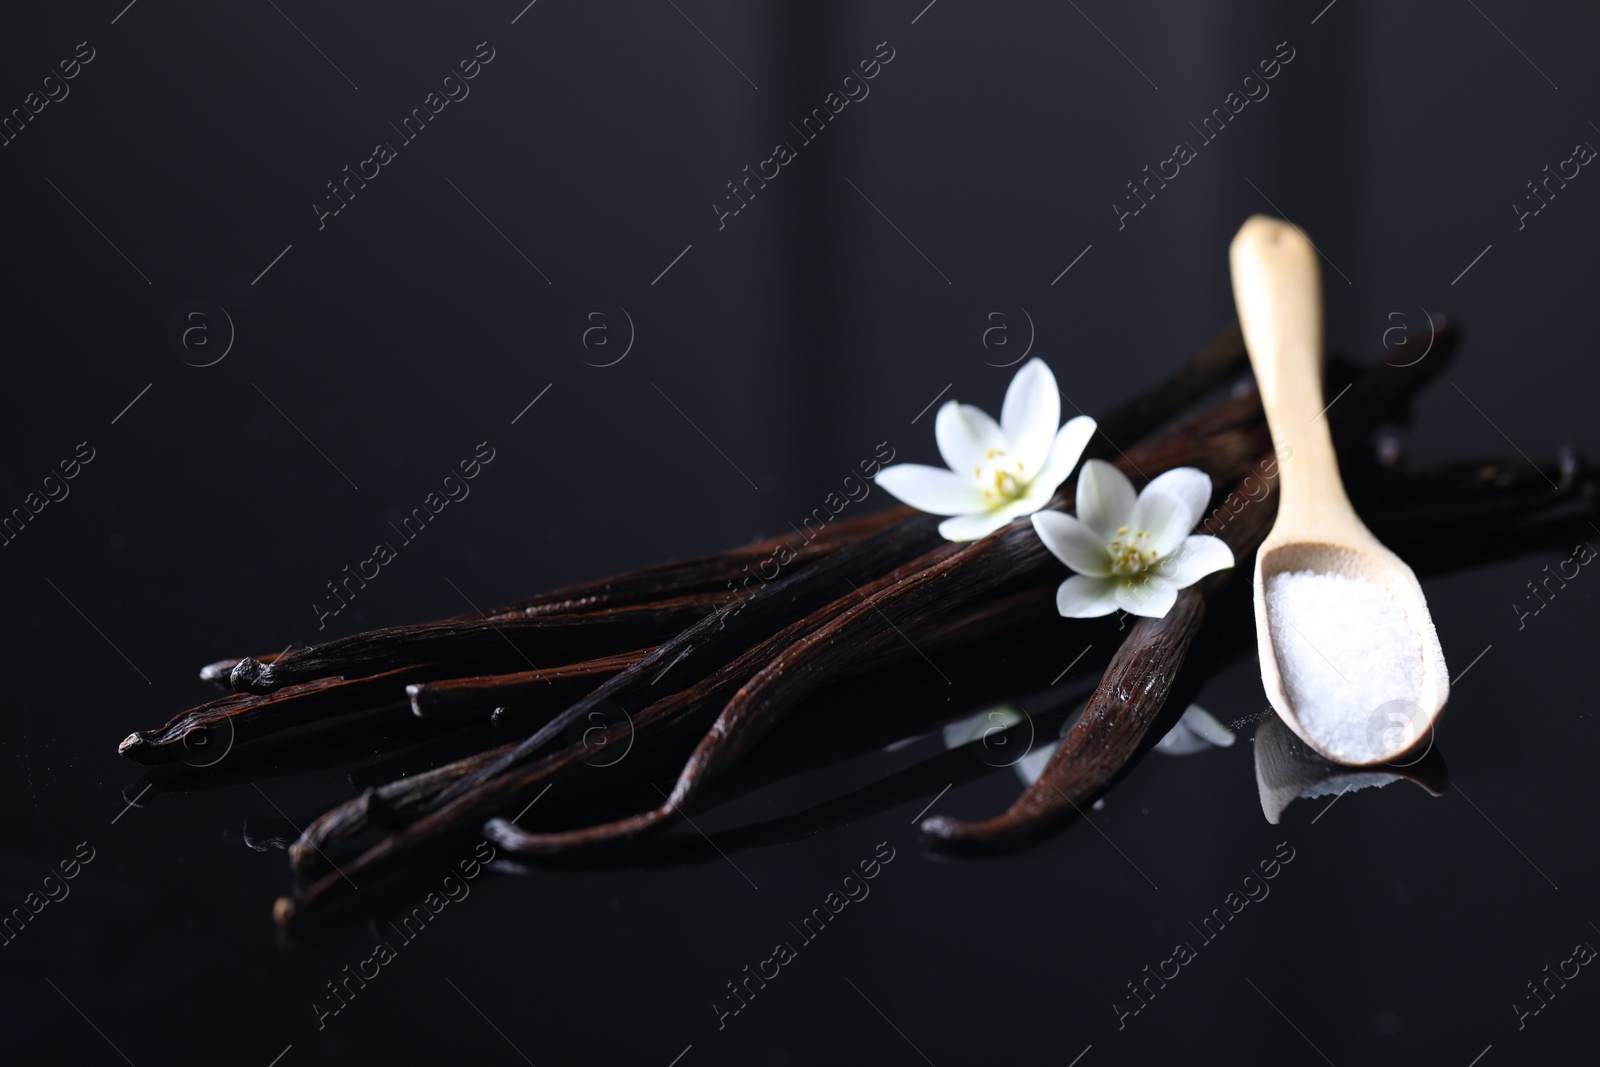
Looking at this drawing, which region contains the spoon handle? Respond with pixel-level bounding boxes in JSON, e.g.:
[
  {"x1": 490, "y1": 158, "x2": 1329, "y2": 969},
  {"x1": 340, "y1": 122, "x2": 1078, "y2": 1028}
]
[{"x1": 1229, "y1": 215, "x2": 1364, "y2": 543}]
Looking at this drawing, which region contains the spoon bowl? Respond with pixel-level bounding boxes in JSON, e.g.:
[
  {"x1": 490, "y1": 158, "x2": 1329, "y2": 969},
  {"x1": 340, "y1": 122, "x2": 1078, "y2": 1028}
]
[{"x1": 1229, "y1": 215, "x2": 1450, "y2": 766}]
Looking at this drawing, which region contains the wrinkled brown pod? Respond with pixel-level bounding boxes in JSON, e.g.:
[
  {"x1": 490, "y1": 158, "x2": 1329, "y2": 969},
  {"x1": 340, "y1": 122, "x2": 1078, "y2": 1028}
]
[
  {"x1": 118, "y1": 663, "x2": 445, "y2": 765},
  {"x1": 919, "y1": 456, "x2": 1277, "y2": 850}
]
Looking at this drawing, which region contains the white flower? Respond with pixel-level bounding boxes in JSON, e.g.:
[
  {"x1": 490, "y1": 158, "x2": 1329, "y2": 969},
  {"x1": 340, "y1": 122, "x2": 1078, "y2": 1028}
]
[
  {"x1": 875, "y1": 358, "x2": 1097, "y2": 541},
  {"x1": 1031, "y1": 460, "x2": 1235, "y2": 619}
]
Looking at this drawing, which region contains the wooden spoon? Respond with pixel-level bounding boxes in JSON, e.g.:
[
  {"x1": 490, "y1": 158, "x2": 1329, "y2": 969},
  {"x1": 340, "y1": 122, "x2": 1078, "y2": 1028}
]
[{"x1": 1229, "y1": 215, "x2": 1449, "y2": 766}]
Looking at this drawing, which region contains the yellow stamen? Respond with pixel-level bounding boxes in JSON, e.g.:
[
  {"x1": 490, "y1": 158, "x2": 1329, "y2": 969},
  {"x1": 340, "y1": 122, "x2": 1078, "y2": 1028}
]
[
  {"x1": 974, "y1": 447, "x2": 1029, "y2": 505},
  {"x1": 1106, "y1": 525, "x2": 1163, "y2": 576}
]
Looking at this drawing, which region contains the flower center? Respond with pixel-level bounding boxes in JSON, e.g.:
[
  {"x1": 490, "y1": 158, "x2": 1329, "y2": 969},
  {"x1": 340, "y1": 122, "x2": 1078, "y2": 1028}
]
[
  {"x1": 1106, "y1": 525, "x2": 1160, "y2": 576},
  {"x1": 974, "y1": 449, "x2": 1028, "y2": 504}
]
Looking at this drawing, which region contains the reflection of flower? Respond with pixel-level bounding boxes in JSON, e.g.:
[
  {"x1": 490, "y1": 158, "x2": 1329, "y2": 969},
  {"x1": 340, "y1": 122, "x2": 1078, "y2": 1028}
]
[
  {"x1": 941, "y1": 703, "x2": 1033, "y2": 768},
  {"x1": 1008, "y1": 703, "x2": 1232, "y2": 787},
  {"x1": 1032, "y1": 460, "x2": 1234, "y2": 619},
  {"x1": 876, "y1": 359, "x2": 1096, "y2": 541},
  {"x1": 1153, "y1": 705, "x2": 1235, "y2": 756}
]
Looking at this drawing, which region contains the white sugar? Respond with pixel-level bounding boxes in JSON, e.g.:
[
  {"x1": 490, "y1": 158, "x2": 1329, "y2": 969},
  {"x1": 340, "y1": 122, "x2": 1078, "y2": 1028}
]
[{"x1": 1264, "y1": 570, "x2": 1424, "y2": 764}]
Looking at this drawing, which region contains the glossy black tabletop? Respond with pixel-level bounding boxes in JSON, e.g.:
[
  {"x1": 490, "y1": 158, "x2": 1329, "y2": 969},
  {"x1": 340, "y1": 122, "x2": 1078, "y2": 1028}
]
[{"x1": 2, "y1": 2, "x2": 1597, "y2": 1064}]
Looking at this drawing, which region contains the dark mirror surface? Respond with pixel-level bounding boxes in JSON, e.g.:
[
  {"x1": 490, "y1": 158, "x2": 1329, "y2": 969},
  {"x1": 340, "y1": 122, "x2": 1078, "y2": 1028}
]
[{"x1": 2, "y1": 2, "x2": 1596, "y2": 1064}]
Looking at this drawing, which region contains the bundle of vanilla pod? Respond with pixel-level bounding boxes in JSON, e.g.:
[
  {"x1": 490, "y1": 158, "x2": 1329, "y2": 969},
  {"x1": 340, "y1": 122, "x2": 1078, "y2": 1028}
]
[{"x1": 117, "y1": 318, "x2": 1594, "y2": 926}]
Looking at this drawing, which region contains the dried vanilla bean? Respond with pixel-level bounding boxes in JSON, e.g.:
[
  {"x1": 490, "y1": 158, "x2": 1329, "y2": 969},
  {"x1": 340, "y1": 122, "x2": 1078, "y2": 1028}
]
[
  {"x1": 409, "y1": 651, "x2": 648, "y2": 722},
  {"x1": 188, "y1": 326, "x2": 1249, "y2": 716},
  {"x1": 439, "y1": 370, "x2": 1277, "y2": 811},
  {"x1": 286, "y1": 582, "x2": 1059, "y2": 873},
  {"x1": 228, "y1": 592, "x2": 727, "y2": 692},
  {"x1": 469, "y1": 401, "x2": 1276, "y2": 857},
  {"x1": 225, "y1": 516, "x2": 903, "y2": 694},
  {"x1": 920, "y1": 458, "x2": 1274, "y2": 849},
  {"x1": 118, "y1": 663, "x2": 445, "y2": 765},
  {"x1": 125, "y1": 319, "x2": 1522, "y2": 926},
  {"x1": 597, "y1": 466, "x2": 1591, "y2": 866},
  {"x1": 358, "y1": 333, "x2": 1470, "y2": 868},
  {"x1": 272, "y1": 370, "x2": 1363, "y2": 919}
]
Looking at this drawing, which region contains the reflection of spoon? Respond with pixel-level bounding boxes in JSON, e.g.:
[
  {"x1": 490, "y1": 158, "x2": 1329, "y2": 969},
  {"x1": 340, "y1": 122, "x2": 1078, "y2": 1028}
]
[
  {"x1": 1229, "y1": 216, "x2": 1450, "y2": 765},
  {"x1": 1253, "y1": 712, "x2": 1447, "y2": 824}
]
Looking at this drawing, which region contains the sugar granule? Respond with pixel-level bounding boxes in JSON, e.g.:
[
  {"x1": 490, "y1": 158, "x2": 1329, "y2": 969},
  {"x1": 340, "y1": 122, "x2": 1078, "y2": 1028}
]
[{"x1": 1264, "y1": 570, "x2": 1424, "y2": 763}]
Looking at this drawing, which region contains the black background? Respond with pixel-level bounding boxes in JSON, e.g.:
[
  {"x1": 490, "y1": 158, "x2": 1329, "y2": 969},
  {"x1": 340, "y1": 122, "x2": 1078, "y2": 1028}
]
[{"x1": 2, "y1": 2, "x2": 1597, "y2": 1064}]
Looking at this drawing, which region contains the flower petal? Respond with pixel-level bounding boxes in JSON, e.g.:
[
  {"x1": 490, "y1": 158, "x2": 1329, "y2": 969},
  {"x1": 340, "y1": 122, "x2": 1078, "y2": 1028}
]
[
  {"x1": 1154, "y1": 720, "x2": 1211, "y2": 756},
  {"x1": 988, "y1": 468, "x2": 1076, "y2": 527},
  {"x1": 1031, "y1": 416, "x2": 1098, "y2": 501},
  {"x1": 1004, "y1": 477, "x2": 1059, "y2": 520},
  {"x1": 990, "y1": 492, "x2": 1052, "y2": 528},
  {"x1": 999, "y1": 358, "x2": 1060, "y2": 473},
  {"x1": 1152, "y1": 707, "x2": 1235, "y2": 755},
  {"x1": 1075, "y1": 458, "x2": 1136, "y2": 539},
  {"x1": 1055, "y1": 574, "x2": 1121, "y2": 618},
  {"x1": 875, "y1": 464, "x2": 988, "y2": 516},
  {"x1": 1153, "y1": 535, "x2": 1235, "y2": 588},
  {"x1": 935, "y1": 400, "x2": 1006, "y2": 479},
  {"x1": 1114, "y1": 576, "x2": 1178, "y2": 618},
  {"x1": 1031, "y1": 511, "x2": 1112, "y2": 577},
  {"x1": 1129, "y1": 489, "x2": 1193, "y2": 557},
  {"x1": 941, "y1": 704, "x2": 1025, "y2": 750},
  {"x1": 938, "y1": 510, "x2": 1013, "y2": 542},
  {"x1": 1141, "y1": 467, "x2": 1213, "y2": 535},
  {"x1": 1179, "y1": 704, "x2": 1235, "y2": 747}
]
